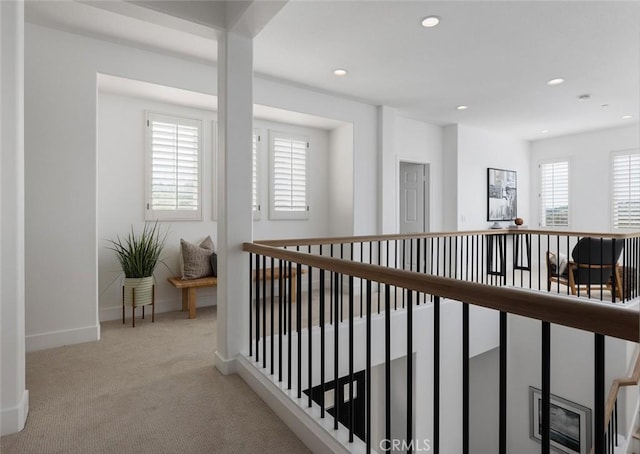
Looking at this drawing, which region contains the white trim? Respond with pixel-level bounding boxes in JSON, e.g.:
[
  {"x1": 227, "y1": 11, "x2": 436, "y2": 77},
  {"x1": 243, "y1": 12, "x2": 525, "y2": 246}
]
[
  {"x1": 253, "y1": 128, "x2": 262, "y2": 220},
  {"x1": 237, "y1": 355, "x2": 357, "y2": 454},
  {"x1": 0, "y1": 390, "x2": 29, "y2": 436},
  {"x1": 268, "y1": 130, "x2": 310, "y2": 220},
  {"x1": 396, "y1": 157, "x2": 430, "y2": 233},
  {"x1": 538, "y1": 158, "x2": 570, "y2": 228},
  {"x1": 25, "y1": 324, "x2": 100, "y2": 352},
  {"x1": 610, "y1": 148, "x2": 640, "y2": 231},
  {"x1": 211, "y1": 120, "x2": 218, "y2": 221},
  {"x1": 145, "y1": 111, "x2": 203, "y2": 221},
  {"x1": 214, "y1": 351, "x2": 238, "y2": 375}
]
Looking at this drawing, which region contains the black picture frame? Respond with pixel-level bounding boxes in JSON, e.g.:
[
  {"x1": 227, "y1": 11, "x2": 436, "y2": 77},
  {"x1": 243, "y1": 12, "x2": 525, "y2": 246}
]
[
  {"x1": 529, "y1": 387, "x2": 592, "y2": 454},
  {"x1": 487, "y1": 168, "x2": 517, "y2": 221}
]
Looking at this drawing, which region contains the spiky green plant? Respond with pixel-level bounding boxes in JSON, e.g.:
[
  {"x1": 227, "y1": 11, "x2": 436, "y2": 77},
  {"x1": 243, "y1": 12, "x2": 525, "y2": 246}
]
[{"x1": 107, "y1": 222, "x2": 167, "y2": 278}]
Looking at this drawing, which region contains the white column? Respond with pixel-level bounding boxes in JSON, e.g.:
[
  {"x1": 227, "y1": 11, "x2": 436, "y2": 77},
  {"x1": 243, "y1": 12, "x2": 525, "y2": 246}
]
[
  {"x1": 0, "y1": 0, "x2": 28, "y2": 435},
  {"x1": 378, "y1": 105, "x2": 397, "y2": 234},
  {"x1": 215, "y1": 30, "x2": 253, "y2": 374}
]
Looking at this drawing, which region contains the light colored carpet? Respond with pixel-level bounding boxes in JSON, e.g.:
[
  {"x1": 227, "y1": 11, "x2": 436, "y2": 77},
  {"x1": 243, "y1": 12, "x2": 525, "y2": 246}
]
[{"x1": 0, "y1": 306, "x2": 310, "y2": 454}]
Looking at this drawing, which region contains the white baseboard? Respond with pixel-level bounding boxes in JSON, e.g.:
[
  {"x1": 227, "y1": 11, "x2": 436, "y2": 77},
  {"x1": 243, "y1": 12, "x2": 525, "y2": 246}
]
[
  {"x1": 1, "y1": 390, "x2": 29, "y2": 436},
  {"x1": 237, "y1": 355, "x2": 363, "y2": 454},
  {"x1": 214, "y1": 351, "x2": 237, "y2": 375},
  {"x1": 26, "y1": 324, "x2": 100, "y2": 352}
]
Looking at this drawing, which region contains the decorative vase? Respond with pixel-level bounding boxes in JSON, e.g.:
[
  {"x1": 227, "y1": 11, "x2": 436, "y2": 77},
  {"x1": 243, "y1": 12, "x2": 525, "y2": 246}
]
[
  {"x1": 514, "y1": 217, "x2": 524, "y2": 226},
  {"x1": 123, "y1": 276, "x2": 154, "y2": 307}
]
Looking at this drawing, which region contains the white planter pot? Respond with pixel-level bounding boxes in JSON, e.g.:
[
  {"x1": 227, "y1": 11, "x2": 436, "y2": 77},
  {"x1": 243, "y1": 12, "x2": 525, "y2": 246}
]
[{"x1": 123, "y1": 276, "x2": 154, "y2": 307}]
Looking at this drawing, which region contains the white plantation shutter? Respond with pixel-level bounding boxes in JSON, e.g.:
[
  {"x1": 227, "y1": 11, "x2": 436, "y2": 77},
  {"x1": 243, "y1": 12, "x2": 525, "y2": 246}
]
[
  {"x1": 539, "y1": 160, "x2": 569, "y2": 227},
  {"x1": 253, "y1": 132, "x2": 261, "y2": 219},
  {"x1": 270, "y1": 131, "x2": 309, "y2": 220},
  {"x1": 146, "y1": 113, "x2": 202, "y2": 221},
  {"x1": 612, "y1": 150, "x2": 640, "y2": 229}
]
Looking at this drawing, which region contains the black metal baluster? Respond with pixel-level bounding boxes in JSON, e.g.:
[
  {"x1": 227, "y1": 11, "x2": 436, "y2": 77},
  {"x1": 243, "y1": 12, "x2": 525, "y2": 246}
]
[
  {"x1": 249, "y1": 253, "x2": 253, "y2": 357},
  {"x1": 320, "y1": 268, "x2": 326, "y2": 418},
  {"x1": 255, "y1": 254, "x2": 260, "y2": 363},
  {"x1": 334, "y1": 271, "x2": 340, "y2": 430},
  {"x1": 407, "y1": 290, "x2": 413, "y2": 453},
  {"x1": 385, "y1": 283, "x2": 391, "y2": 444},
  {"x1": 263, "y1": 255, "x2": 267, "y2": 369},
  {"x1": 542, "y1": 322, "x2": 551, "y2": 452},
  {"x1": 297, "y1": 263, "x2": 302, "y2": 399},
  {"x1": 330, "y1": 244, "x2": 334, "y2": 325},
  {"x1": 340, "y1": 244, "x2": 344, "y2": 322},
  {"x1": 463, "y1": 302, "x2": 469, "y2": 454},
  {"x1": 288, "y1": 260, "x2": 292, "y2": 390},
  {"x1": 271, "y1": 256, "x2": 275, "y2": 375},
  {"x1": 348, "y1": 275, "x2": 354, "y2": 442},
  {"x1": 366, "y1": 279, "x2": 372, "y2": 453},
  {"x1": 499, "y1": 311, "x2": 507, "y2": 454},
  {"x1": 465, "y1": 235, "x2": 469, "y2": 282},
  {"x1": 279, "y1": 259, "x2": 283, "y2": 383},
  {"x1": 308, "y1": 263, "x2": 312, "y2": 407},
  {"x1": 395, "y1": 240, "x2": 399, "y2": 310},
  {"x1": 433, "y1": 295, "x2": 440, "y2": 453},
  {"x1": 595, "y1": 334, "x2": 605, "y2": 454}
]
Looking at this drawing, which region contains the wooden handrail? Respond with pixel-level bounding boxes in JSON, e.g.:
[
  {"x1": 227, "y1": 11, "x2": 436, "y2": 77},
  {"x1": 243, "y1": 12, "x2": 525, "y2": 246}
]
[
  {"x1": 590, "y1": 352, "x2": 640, "y2": 454},
  {"x1": 255, "y1": 229, "x2": 640, "y2": 248},
  {"x1": 243, "y1": 242, "x2": 639, "y2": 342}
]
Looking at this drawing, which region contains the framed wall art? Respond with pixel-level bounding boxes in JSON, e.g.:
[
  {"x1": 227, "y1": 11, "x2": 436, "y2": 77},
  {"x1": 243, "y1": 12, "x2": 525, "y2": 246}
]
[
  {"x1": 529, "y1": 387, "x2": 592, "y2": 454},
  {"x1": 487, "y1": 168, "x2": 517, "y2": 221}
]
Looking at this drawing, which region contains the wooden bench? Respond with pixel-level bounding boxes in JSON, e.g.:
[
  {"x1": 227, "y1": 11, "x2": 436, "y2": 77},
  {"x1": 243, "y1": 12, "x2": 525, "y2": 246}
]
[
  {"x1": 167, "y1": 276, "x2": 217, "y2": 320},
  {"x1": 167, "y1": 267, "x2": 304, "y2": 319}
]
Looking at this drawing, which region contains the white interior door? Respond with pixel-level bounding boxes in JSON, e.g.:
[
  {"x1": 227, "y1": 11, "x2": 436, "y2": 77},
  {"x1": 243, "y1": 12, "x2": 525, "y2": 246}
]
[
  {"x1": 399, "y1": 162, "x2": 428, "y2": 271},
  {"x1": 399, "y1": 162, "x2": 427, "y2": 234}
]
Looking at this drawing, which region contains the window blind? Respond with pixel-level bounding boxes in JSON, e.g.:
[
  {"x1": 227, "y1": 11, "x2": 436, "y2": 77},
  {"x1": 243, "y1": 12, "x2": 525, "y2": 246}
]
[
  {"x1": 539, "y1": 161, "x2": 569, "y2": 227},
  {"x1": 146, "y1": 113, "x2": 201, "y2": 220},
  {"x1": 270, "y1": 132, "x2": 309, "y2": 219},
  {"x1": 612, "y1": 151, "x2": 640, "y2": 229}
]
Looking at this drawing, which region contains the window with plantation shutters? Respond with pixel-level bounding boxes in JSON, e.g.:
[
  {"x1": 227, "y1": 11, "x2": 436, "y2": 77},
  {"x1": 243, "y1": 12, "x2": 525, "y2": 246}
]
[
  {"x1": 269, "y1": 131, "x2": 309, "y2": 220},
  {"x1": 612, "y1": 150, "x2": 640, "y2": 229},
  {"x1": 539, "y1": 160, "x2": 569, "y2": 227},
  {"x1": 253, "y1": 131, "x2": 261, "y2": 220},
  {"x1": 145, "y1": 112, "x2": 202, "y2": 221}
]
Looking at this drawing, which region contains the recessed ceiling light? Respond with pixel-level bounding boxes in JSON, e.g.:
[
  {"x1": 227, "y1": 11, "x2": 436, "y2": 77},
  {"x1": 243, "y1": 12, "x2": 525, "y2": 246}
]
[
  {"x1": 333, "y1": 68, "x2": 348, "y2": 77},
  {"x1": 622, "y1": 115, "x2": 633, "y2": 119},
  {"x1": 547, "y1": 78, "x2": 565, "y2": 86},
  {"x1": 601, "y1": 104, "x2": 609, "y2": 108},
  {"x1": 541, "y1": 130, "x2": 549, "y2": 134},
  {"x1": 456, "y1": 105, "x2": 468, "y2": 110},
  {"x1": 421, "y1": 16, "x2": 440, "y2": 28}
]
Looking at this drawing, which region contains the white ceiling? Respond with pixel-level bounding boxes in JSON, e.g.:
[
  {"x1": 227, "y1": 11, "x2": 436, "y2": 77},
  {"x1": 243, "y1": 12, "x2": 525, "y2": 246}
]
[{"x1": 26, "y1": 1, "x2": 640, "y2": 141}]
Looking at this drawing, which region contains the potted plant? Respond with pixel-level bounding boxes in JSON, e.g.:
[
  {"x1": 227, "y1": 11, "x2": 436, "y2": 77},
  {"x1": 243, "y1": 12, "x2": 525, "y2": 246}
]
[{"x1": 107, "y1": 222, "x2": 167, "y2": 310}]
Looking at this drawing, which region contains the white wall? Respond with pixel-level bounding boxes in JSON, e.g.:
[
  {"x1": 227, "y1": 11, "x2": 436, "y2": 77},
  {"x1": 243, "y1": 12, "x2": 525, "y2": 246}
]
[
  {"x1": 456, "y1": 124, "x2": 530, "y2": 230},
  {"x1": 24, "y1": 23, "x2": 218, "y2": 350},
  {"x1": 97, "y1": 92, "x2": 333, "y2": 321},
  {"x1": 506, "y1": 314, "x2": 632, "y2": 453},
  {"x1": 395, "y1": 116, "x2": 444, "y2": 232},
  {"x1": 378, "y1": 110, "x2": 444, "y2": 235},
  {"x1": 25, "y1": 23, "x2": 377, "y2": 350},
  {"x1": 97, "y1": 94, "x2": 219, "y2": 320},
  {"x1": 253, "y1": 120, "x2": 331, "y2": 241},
  {"x1": 442, "y1": 125, "x2": 459, "y2": 231},
  {"x1": 253, "y1": 78, "x2": 378, "y2": 236},
  {"x1": 469, "y1": 348, "x2": 499, "y2": 453},
  {"x1": 1, "y1": 0, "x2": 28, "y2": 435},
  {"x1": 328, "y1": 124, "x2": 354, "y2": 237},
  {"x1": 530, "y1": 124, "x2": 640, "y2": 232}
]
